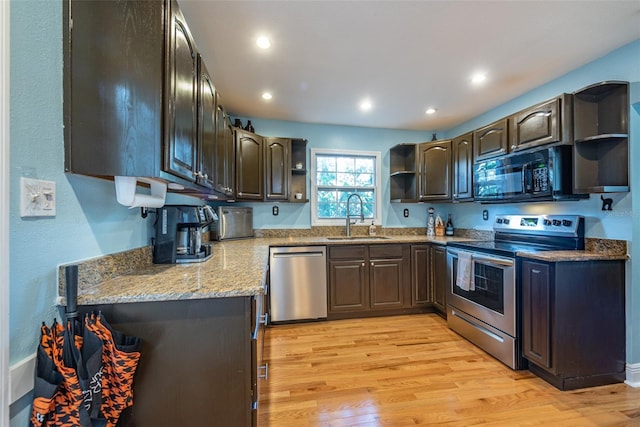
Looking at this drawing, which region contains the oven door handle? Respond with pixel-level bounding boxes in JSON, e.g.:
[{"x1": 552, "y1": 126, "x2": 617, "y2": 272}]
[{"x1": 471, "y1": 254, "x2": 514, "y2": 267}]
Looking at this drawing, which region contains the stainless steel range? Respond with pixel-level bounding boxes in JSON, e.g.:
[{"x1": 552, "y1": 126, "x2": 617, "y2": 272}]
[{"x1": 446, "y1": 214, "x2": 585, "y2": 369}]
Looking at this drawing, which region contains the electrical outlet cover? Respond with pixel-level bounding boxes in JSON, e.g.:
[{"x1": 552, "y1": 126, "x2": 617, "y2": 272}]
[{"x1": 20, "y1": 177, "x2": 56, "y2": 217}]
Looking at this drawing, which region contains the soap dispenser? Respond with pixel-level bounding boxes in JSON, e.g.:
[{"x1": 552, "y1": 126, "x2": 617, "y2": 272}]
[{"x1": 369, "y1": 221, "x2": 377, "y2": 236}]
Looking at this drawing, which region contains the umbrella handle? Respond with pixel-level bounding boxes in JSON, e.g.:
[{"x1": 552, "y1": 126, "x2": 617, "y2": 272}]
[{"x1": 65, "y1": 264, "x2": 79, "y2": 320}]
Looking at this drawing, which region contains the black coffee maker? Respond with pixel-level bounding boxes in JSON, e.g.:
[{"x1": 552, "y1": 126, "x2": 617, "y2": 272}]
[{"x1": 153, "y1": 205, "x2": 217, "y2": 264}]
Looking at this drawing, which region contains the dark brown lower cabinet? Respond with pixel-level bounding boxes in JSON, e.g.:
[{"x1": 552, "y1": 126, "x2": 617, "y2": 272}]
[
  {"x1": 521, "y1": 259, "x2": 626, "y2": 390},
  {"x1": 410, "y1": 245, "x2": 431, "y2": 307},
  {"x1": 327, "y1": 244, "x2": 411, "y2": 318},
  {"x1": 430, "y1": 244, "x2": 448, "y2": 315},
  {"x1": 78, "y1": 297, "x2": 256, "y2": 426}
]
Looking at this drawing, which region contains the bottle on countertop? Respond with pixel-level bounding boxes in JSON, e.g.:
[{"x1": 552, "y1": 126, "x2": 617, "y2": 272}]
[
  {"x1": 427, "y1": 207, "x2": 435, "y2": 237},
  {"x1": 369, "y1": 221, "x2": 377, "y2": 236},
  {"x1": 445, "y1": 214, "x2": 454, "y2": 236}
]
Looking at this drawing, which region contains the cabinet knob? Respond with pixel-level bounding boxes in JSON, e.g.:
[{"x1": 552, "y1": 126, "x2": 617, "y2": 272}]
[
  {"x1": 361, "y1": 262, "x2": 365, "y2": 267},
  {"x1": 370, "y1": 262, "x2": 374, "y2": 266}
]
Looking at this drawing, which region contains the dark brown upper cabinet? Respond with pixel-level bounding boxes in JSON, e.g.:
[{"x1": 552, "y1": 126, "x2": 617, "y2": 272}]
[
  {"x1": 509, "y1": 94, "x2": 572, "y2": 152},
  {"x1": 473, "y1": 118, "x2": 508, "y2": 161},
  {"x1": 452, "y1": 132, "x2": 473, "y2": 201},
  {"x1": 418, "y1": 140, "x2": 452, "y2": 202},
  {"x1": 572, "y1": 81, "x2": 629, "y2": 193},
  {"x1": 197, "y1": 55, "x2": 216, "y2": 190},
  {"x1": 164, "y1": 0, "x2": 199, "y2": 182},
  {"x1": 264, "y1": 137, "x2": 290, "y2": 201},
  {"x1": 214, "y1": 103, "x2": 235, "y2": 199},
  {"x1": 235, "y1": 128, "x2": 264, "y2": 201}
]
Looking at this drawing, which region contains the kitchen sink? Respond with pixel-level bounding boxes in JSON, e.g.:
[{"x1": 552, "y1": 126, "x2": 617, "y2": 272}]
[{"x1": 326, "y1": 236, "x2": 390, "y2": 240}]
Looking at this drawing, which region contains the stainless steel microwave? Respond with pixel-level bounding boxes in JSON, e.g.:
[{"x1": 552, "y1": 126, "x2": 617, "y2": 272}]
[{"x1": 473, "y1": 145, "x2": 585, "y2": 203}]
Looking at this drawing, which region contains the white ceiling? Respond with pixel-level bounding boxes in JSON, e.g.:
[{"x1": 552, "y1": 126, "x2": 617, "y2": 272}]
[{"x1": 180, "y1": 0, "x2": 640, "y2": 132}]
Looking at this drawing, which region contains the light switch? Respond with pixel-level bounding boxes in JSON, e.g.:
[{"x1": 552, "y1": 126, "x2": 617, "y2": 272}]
[{"x1": 20, "y1": 177, "x2": 56, "y2": 217}]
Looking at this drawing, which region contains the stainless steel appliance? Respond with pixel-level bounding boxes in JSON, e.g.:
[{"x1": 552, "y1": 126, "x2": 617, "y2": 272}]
[
  {"x1": 269, "y1": 246, "x2": 327, "y2": 322},
  {"x1": 473, "y1": 145, "x2": 587, "y2": 203},
  {"x1": 446, "y1": 214, "x2": 584, "y2": 369},
  {"x1": 153, "y1": 205, "x2": 217, "y2": 264},
  {"x1": 211, "y1": 206, "x2": 254, "y2": 240}
]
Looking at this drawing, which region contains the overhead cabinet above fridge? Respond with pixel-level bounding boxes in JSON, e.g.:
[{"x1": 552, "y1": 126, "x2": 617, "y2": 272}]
[{"x1": 63, "y1": 0, "x2": 234, "y2": 201}]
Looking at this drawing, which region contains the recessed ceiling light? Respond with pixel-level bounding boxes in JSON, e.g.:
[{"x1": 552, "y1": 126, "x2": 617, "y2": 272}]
[
  {"x1": 471, "y1": 72, "x2": 487, "y2": 84},
  {"x1": 256, "y1": 36, "x2": 271, "y2": 49},
  {"x1": 359, "y1": 99, "x2": 373, "y2": 111},
  {"x1": 425, "y1": 108, "x2": 437, "y2": 115},
  {"x1": 262, "y1": 92, "x2": 272, "y2": 100}
]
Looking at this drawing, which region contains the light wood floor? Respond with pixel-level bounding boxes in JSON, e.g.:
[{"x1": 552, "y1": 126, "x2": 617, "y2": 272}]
[{"x1": 258, "y1": 314, "x2": 640, "y2": 426}]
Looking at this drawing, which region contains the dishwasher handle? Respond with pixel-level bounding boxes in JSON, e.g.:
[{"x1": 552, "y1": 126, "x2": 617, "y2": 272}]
[{"x1": 271, "y1": 251, "x2": 325, "y2": 258}]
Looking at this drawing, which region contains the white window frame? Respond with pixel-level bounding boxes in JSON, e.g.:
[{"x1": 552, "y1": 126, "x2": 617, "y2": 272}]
[{"x1": 310, "y1": 148, "x2": 382, "y2": 227}]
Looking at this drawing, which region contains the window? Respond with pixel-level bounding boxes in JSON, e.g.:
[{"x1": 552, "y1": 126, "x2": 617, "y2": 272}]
[{"x1": 311, "y1": 148, "x2": 382, "y2": 226}]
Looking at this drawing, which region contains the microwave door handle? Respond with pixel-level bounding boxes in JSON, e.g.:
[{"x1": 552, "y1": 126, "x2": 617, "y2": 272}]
[{"x1": 521, "y1": 163, "x2": 528, "y2": 193}]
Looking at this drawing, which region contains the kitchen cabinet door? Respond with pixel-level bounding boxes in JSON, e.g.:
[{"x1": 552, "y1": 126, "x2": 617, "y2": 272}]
[
  {"x1": 265, "y1": 137, "x2": 290, "y2": 201},
  {"x1": 164, "y1": 0, "x2": 199, "y2": 182},
  {"x1": 235, "y1": 129, "x2": 264, "y2": 201},
  {"x1": 214, "y1": 103, "x2": 235, "y2": 198},
  {"x1": 197, "y1": 55, "x2": 216, "y2": 189},
  {"x1": 369, "y1": 258, "x2": 404, "y2": 310},
  {"x1": 418, "y1": 140, "x2": 452, "y2": 202},
  {"x1": 521, "y1": 260, "x2": 552, "y2": 370},
  {"x1": 510, "y1": 95, "x2": 572, "y2": 152},
  {"x1": 473, "y1": 118, "x2": 508, "y2": 161},
  {"x1": 328, "y1": 259, "x2": 367, "y2": 312},
  {"x1": 452, "y1": 132, "x2": 473, "y2": 201},
  {"x1": 410, "y1": 245, "x2": 431, "y2": 307},
  {"x1": 430, "y1": 244, "x2": 447, "y2": 315}
]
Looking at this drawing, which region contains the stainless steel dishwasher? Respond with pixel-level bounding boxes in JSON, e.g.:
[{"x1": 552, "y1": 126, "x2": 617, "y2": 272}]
[{"x1": 269, "y1": 246, "x2": 327, "y2": 322}]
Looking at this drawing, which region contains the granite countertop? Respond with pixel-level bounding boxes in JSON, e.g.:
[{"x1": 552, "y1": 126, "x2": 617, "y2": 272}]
[
  {"x1": 64, "y1": 235, "x2": 468, "y2": 306},
  {"x1": 62, "y1": 233, "x2": 627, "y2": 306}
]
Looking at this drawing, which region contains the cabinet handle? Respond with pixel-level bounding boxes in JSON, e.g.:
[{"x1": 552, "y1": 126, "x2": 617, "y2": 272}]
[{"x1": 259, "y1": 363, "x2": 269, "y2": 380}]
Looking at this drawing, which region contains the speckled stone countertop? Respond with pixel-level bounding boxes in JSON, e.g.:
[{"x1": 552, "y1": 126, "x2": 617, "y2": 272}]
[
  {"x1": 58, "y1": 230, "x2": 627, "y2": 306},
  {"x1": 59, "y1": 234, "x2": 471, "y2": 306}
]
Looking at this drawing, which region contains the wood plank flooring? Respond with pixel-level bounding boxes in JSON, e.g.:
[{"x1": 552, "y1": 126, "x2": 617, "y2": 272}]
[{"x1": 258, "y1": 314, "x2": 640, "y2": 426}]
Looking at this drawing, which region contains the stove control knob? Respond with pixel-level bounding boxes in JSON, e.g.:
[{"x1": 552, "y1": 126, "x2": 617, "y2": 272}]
[
  {"x1": 543, "y1": 219, "x2": 552, "y2": 226},
  {"x1": 503, "y1": 218, "x2": 510, "y2": 225},
  {"x1": 496, "y1": 218, "x2": 503, "y2": 224},
  {"x1": 552, "y1": 219, "x2": 561, "y2": 226},
  {"x1": 562, "y1": 219, "x2": 572, "y2": 227}
]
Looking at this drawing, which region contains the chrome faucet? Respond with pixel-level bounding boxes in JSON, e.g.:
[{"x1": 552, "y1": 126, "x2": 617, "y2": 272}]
[{"x1": 345, "y1": 193, "x2": 364, "y2": 237}]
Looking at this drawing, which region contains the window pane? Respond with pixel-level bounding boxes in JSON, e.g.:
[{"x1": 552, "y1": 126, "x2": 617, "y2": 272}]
[
  {"x1": 356, "y1": 173, "x2": 373, "y2": 186},
  {"x1": 317, "y1": 190, "x2": 337, "y2": 203},
  {"x1": 336, "y1": 157, "x2": 354, "y2": 173},
  {"x1": 336, "y1": 173, "x2": 355, "y2": 187},
  {"x1": 317, "y1": 156, "x2": 336, "y2": 172},
  {"x1": 317, "y1": 172, "x2": 336, "y2": 186},
  {"x1": 356, "y1": 158, "x2": 374, "y2": 173}
]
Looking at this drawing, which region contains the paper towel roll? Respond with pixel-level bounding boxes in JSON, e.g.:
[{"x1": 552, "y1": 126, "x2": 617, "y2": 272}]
[{"x1": 115, "y1": 176, "x2": 167, "y2": 208}]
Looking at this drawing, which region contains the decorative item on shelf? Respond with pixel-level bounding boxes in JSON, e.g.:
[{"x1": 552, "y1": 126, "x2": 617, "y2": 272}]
[
  {"x1": 294, "y1": 192, "x2": 303, "y2": 200},
  {"x1": 445, "y1": 214, "x2": 454, "y2": 236},
  {"x1": 431, "y1": 133, "x2": 438, "y2": 141},
  {"x1": 601, "y1": 195, "x2": 613, "y2": 211},
  {"x1": 233, "y1": 118, "x2": 243, "y2": 128},
  {"x1": 295, "y1": 162, "x2": 303, "y2": 170},
  {"x1": 244, "y1": 120, "x2": 255, "y2": 133},
  {"x1": 435, "y1": 214, "x2": 445, "y2": 236},
  {"x1": 427, "y1": 207, "x2": 435, "y2": 237}
]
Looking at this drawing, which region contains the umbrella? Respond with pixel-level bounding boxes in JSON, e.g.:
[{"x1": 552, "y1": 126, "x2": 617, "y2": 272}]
[{"x1": 30, "y1": 265, "x2": 141, "y2": 427}]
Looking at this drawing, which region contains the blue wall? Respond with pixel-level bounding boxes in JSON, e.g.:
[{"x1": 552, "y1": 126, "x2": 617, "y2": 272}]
[{"x1": 8, "y1": 0, "x2": 640, "y2": 423}]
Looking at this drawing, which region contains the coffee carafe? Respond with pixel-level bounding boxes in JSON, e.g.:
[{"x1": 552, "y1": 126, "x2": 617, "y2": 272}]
[{"x1": 153, "y1": 205, "x2": 217, "y2": 264}]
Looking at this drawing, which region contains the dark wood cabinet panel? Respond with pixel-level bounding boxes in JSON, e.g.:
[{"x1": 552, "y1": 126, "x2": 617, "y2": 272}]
[
  {"x1": 197, "y1": 55, "x2": 216, "y2": 189},
  {"x1": 164, "y1": 0, "x2": 198, "y2": 182},
  {"x1": 410, "y1": 245, "x2": 431, "y2": 307},
  {"x1": 369, "y1": 259, "x2": 404, "y2": 309},
  {"x1": 265, "y1": 138, "x2": 290, "y2": 201},
  {"x1": 430, "y1": 245, "x2": 447, "y2": 314},
  {"x1": 521, "y1": 261, "x2": 552, "y2": 370},
  {"x1": 389, "y1": 143, "x2": 418, "y2": 202},
  {"x1": 328, "y1": 260, "x2": 367, "y2": 312},
  {"x1": 509, "y1": 96, "x2": 565, "y2": 152},
  {"x1": 452, "y1": 132, "x2": 473, "y2": 201},
  {"x1": 235, "y1": 129, "x2": 264, "y2": 200},
  {"x1": 521, "y1": 259, "x2": 626, "y2": 390},
  {"x1": 418, "y1": 140, "x2": 452, "y2": 202},
  {"x1": 473, "y1": 118, "x2": 508, "y2": 161},
  {"x1": 214, "y1": 103, "x2": 235, "y2": 198},
  {"x1": 78, "y1": 297, "x2": 254, "y2": 426}
]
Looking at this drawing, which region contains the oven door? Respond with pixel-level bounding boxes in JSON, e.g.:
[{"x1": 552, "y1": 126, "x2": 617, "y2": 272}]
[{"x1": 447, "y1": 248, "x2": 516, "y2": 337}]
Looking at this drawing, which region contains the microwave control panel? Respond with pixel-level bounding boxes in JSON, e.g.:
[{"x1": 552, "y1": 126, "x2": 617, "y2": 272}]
[{"x1": 532, "y1": 165, "x2": 549, "y2": 192}]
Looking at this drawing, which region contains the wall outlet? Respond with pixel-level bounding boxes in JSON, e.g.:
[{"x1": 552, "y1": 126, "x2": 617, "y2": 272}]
[
  {"x1": 20, "y1": 177, "x2": 56, "y2": 217},
  {"x1": 272, "y1": 206, "x2": 279, "y2": 216}
]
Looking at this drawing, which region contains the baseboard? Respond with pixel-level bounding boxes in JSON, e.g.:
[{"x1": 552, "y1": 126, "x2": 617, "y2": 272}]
[
  {"x1": 10, "y1": 353, "x2": 35, "y2": 404},
  {"x1": 625, "y1": 362, "x2": 640, "y2": 387}
]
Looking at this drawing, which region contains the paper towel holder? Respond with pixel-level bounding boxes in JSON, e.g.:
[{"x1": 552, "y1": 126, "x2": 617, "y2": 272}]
[{"x1": 115, "y1": 176, "x2": 167, "y2": 208}]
